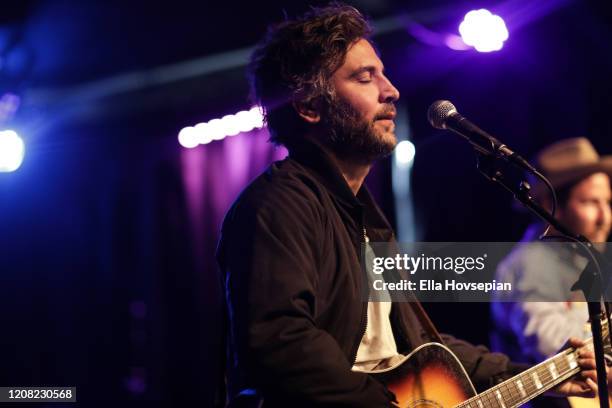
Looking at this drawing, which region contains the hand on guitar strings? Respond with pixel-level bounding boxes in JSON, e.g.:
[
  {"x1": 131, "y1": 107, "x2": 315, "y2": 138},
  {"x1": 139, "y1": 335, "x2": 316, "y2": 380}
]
[{"x1": 548, "y1": 338, "x2": 605, "y2": 398}]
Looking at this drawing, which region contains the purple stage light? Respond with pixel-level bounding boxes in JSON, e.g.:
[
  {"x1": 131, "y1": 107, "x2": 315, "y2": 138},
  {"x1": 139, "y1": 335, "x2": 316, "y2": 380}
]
[{"x1": 459, "y1": 9, "x2": 508, "y2": 52}]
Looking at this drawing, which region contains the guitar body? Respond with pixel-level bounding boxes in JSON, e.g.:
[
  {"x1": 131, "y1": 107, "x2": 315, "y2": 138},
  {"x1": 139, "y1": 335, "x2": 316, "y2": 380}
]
[
  {"x1": 371, "y1": 342, "x2": 476, "y2": 407},
  {"x1": 569, "y1": 396, "x2": 612, "y2": 408}
]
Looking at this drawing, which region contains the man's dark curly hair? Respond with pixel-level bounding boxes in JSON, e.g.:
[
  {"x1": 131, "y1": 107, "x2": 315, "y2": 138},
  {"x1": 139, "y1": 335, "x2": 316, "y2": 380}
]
[{"x1": 248, "y1": 4, "x2": 372, "y2": 148}]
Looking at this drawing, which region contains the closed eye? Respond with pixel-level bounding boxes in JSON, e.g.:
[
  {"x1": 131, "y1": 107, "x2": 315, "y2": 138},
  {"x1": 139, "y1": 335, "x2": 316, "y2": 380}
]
[{"x1": 351, "y1": 66, "x2": 376, "y2": 83}]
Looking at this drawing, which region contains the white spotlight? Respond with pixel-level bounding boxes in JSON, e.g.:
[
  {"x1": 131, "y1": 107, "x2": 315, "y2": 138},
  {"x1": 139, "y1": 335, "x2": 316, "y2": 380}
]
[
  {"x1": 178, "y1": 106, "x2": 266, "y2": 148},
  {"x1": 178, "y1": 126, "x2": 199, "y2": 149},
  {"x1": 394, "y1": 140, "x2": 415, "y2": 167},
  {"x1": 207, "y1": 119, "x2": 226, "y2": 141},
  {"x1": 221, "y1": 114, "x2": 241, "y2": 137},
  {"x1": 459, "y1": 9, "x2": 509, "y2": 52},
  {"x1": 194, "y1": 122, "x2": 213, "y2": 144},
  {"x1": 0, "y1": 130, "x2": 25, "y2": 172},
  {"x1": 249, "y1": 106, "x2": 265, "y2": 129},
  {"x1": 234, "y1": 110, "x2": 256, "y2": 133}
]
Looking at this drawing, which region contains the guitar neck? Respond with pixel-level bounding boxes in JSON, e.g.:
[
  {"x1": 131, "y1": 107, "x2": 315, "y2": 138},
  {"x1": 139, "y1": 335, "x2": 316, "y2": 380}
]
[{"x1": 456, "y1": 346, "x2": 582, "y2": 408}]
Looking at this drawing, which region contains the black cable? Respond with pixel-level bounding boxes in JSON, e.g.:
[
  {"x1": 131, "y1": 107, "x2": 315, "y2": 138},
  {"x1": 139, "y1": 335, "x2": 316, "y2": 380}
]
[{"x1": 532, "y1": 168, "x2": 557, "y2": 238}]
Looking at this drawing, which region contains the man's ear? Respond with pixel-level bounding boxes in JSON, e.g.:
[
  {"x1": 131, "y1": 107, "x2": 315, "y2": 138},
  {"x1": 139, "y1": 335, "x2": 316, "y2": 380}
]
[{"x1": 293, "y1": 99, "x2": 321, "y2": 124}]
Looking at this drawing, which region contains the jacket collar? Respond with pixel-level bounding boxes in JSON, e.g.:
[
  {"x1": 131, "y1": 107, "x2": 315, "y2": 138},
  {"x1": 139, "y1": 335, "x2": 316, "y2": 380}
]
[
  {"x1": 288, "y1": 140, "x2": 394, "y2": 241},
  {"x1": 289, "y1": 140, "x2": 360, "y2": 208}
]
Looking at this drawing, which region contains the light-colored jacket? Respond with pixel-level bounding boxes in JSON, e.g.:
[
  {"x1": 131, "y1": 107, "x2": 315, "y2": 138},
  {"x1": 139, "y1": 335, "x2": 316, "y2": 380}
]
[{"x1": 491, "y1": 224, "x2": 590, "y2": 363}]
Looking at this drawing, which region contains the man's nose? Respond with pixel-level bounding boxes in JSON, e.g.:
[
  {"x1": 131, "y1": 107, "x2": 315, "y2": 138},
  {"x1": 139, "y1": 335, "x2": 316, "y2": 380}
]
[
  {"x1": 380, "y1": 77, "x2": 400, "y2": 103},
  {"x1": 596, "y1": 201, "x2": 612, "y2": 226}
]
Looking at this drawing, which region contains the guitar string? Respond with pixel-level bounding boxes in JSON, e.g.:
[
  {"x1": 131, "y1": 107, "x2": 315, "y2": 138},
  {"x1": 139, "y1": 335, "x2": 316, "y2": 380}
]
[
  {"x1": 512, "y1": 351, "x2": 576, "y2": 399},
  {"x1": 498, "y1": 324, "x2": 608, "y2": 407},
  {"x1": 507, "y1": 351, "x2": 579, "y2": 407},
  {"x1": 452, "y1": 326, "x2": 609, "y2": 408},
  {"x1": 462, "y1": 355, "x2": 565, "y2": 407},
  {"x1": 460, "y1": 302, "x2": 610, "y2": 407},
  {"x1": 457, "y1": 349, "x2": 580, "y2": 408},
  {"x1": 492, "y1": 347, "x2": 581, "y2": 396}
]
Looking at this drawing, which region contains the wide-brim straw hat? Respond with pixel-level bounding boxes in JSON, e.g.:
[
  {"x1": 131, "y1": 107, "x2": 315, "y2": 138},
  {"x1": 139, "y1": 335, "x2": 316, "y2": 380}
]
[{"x1": 530, "y1": 137, "x2": 612, "y2": 201}]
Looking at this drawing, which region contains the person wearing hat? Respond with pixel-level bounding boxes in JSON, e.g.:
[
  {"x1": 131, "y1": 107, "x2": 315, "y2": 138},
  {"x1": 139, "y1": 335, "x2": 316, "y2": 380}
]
[
  {"x1": 529, "y1": 137, "x2": 612, "y2": 244},
  {"x1": 491, "y1": 137, "x2": 612, "y2": 408}
]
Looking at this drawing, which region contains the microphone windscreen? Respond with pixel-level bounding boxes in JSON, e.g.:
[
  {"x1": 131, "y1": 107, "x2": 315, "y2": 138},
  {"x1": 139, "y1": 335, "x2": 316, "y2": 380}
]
[{"x1": 427, "y1": 100, "x2": 457, "y2": 129}]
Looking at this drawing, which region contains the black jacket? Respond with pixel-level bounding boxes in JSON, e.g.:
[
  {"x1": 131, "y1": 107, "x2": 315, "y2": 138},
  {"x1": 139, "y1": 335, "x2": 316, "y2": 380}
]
[{"x1": 216, "y1": 141, "x2": 523, "y2": 407}]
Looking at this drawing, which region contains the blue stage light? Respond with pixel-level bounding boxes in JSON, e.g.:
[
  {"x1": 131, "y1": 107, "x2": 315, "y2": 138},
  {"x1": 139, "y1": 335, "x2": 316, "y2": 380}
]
[{"x1": 0, "y1": 130, "x2": 25, "y2": 172}]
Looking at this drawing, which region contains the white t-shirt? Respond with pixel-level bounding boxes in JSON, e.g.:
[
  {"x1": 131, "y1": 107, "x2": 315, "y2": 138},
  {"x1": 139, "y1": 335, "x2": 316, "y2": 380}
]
[{"x1": 352, "y1": 236, "x2": 403, "y2": 372}]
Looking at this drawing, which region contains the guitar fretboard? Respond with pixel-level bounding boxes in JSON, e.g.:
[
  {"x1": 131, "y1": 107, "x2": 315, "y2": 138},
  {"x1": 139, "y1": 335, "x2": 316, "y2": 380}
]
[{"x1": 456, "y1": 347, "x2": 581, "y2": 408}]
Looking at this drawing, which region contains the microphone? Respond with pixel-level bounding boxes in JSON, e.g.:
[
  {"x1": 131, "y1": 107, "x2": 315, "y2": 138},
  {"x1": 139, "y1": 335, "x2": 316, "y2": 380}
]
[{"x1": 427, "y1": 100, "x2": 535, "y2": 172}]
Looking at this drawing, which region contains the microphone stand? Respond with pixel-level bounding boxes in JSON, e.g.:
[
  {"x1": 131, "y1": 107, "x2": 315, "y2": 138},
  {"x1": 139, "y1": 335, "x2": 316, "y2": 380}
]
[{"x1": 475, "y1": 151, "x2": 611, "y2": 407}]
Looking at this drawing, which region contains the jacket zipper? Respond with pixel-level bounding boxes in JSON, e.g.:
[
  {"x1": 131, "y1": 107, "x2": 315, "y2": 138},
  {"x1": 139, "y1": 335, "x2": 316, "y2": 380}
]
[{"x1": 352, "y1": 226, "x2": 369, "y2": 365}]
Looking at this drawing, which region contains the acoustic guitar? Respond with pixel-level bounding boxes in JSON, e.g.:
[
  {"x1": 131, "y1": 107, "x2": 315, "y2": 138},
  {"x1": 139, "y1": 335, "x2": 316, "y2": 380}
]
[{"x1": 369, "y1": 340, "x2": 601, "y2": 408}]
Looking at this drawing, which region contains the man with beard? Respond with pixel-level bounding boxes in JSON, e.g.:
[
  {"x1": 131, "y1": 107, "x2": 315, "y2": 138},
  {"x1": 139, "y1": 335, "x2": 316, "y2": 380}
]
[{"x1": 216, "y1": 5, "x2": 599, "y2": 407}]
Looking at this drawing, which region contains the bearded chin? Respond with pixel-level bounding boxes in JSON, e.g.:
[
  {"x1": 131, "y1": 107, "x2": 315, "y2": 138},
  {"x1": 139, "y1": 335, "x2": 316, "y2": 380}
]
[{"x1": 322, "y1": 101, "x2": 396, "y2": 164}]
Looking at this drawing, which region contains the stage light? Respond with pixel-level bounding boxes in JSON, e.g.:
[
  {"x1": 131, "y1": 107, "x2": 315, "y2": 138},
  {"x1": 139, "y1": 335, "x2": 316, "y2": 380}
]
[
  {"x1": 0, "y1": 130, "x2": 25, "y2": 172},
  {"x1": 178, "y1": 126, "x2": 199, "y2": 149},
  {"x1": 178, "y1": 106, "x2": 265, "y2": 148},
  {"x1": 221, "y1": 114, "x2": 241, "y2": 137},
  {"x1": 249, "y1": 106, "x2": 265, "y2": 128},
  {"x1": 207, "y1": 119, "x2": 225, "y2": 140},
  {"x1": 234, "y1": 110, "x2": 254, "y2": 133},
  {"x1": 459, "y1": 9, "x2": 508, "y2": 52},
  {"x1": 234, "y1": 107, "x2": 265, "y2": 134},
  {"x1": 194, "y1": 123, "x2": 213, "y2": 145},
  {"x1": 394, "y1": 140, "x2": 415, "y2": 166}
]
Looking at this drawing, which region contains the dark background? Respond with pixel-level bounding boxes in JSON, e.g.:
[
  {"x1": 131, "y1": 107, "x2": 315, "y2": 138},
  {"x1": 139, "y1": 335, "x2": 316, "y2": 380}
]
[{"x1": 1, "y1": 0, "x2": 611, "y2": 406}]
